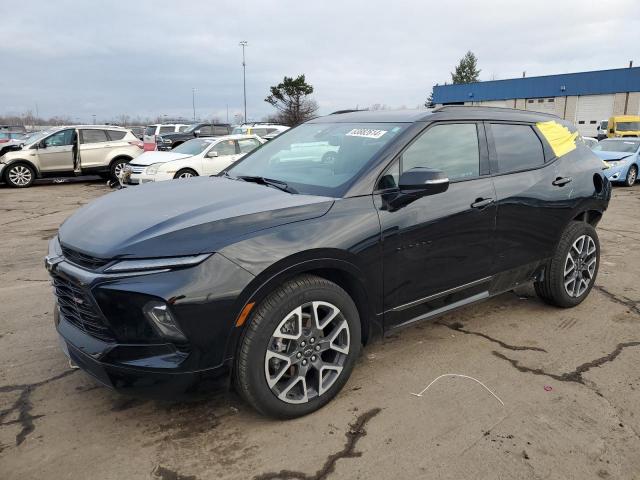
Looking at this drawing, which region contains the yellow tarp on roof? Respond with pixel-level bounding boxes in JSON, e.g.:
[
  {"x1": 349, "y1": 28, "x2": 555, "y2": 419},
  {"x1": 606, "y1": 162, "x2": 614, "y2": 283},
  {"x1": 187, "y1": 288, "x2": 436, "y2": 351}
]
[{"x1": 536, "y1": 120, "x2": 578, "y2": 158}]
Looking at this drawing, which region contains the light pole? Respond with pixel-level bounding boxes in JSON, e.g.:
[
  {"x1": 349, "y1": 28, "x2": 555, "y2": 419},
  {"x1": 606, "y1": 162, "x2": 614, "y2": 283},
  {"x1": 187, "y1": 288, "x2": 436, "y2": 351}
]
[
  {"x1": 192, "y1": 88, "x2": 196, "y2": 121},
  {"x1": 92, "y1": 114, "x2": 96, "y2": 125},
  {"x1": 239, "y1": 41, "x2": 248, "y2": 123}
]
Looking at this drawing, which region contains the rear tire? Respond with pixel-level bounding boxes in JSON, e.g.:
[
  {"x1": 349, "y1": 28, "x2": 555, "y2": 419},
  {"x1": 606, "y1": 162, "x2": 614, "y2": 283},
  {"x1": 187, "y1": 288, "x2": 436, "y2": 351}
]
[
  {"x1": 109, "y1": 158, "x2": 130, "y2": 181},
  {"x1": 235, "y1": 274, "x2": 361, "y2": 418},
  {"x1": 624, "y1": 165, "x2": 637, "y2": 187},
  {"x1": 535, "y1": 221, "x2": 600, "y2": 308},
  {"x1": 4, "y1": 162, "x2": 35, "y2": 188},
  {"x1": 174, "y1": 169, "x2": 198, "y2": 179}
]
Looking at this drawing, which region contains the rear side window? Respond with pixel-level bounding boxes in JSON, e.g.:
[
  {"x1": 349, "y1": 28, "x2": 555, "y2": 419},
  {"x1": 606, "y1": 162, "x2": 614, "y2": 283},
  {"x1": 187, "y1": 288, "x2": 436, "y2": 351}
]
[
  {"x1": 159, "y1": 126, "x2": 174, "y2": 134},
  {"x1": 238, "y1": 138, "x2": 261, "y2": 153},
  {"x1": 401, "y1": 123, "x2": 480, "y2": 181},
  {"x1": 198, "y1": 125, "x2": 213, "y2": 135},
  {"x1": 214, "y1": 126, "x2": 229, "y2": 135},
  {"x1": 490, "y1": 124, "x2": 544, "y2": 173},
  {"x1": 80, "y1": 129, "x2": 108, "y2": 144},
  {"x1": 107, "y1": 130, "x2": 127, "y2": 141}
]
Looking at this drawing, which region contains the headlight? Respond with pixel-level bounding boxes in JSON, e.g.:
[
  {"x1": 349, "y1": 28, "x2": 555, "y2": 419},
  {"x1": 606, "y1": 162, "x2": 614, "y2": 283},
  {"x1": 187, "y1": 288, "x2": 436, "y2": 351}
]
[
  {"x1": 104, "y1": 254, "x2": 211, "y2": 273},
  {"x1": 145, "y1": 163, "x2": 164, "y2": 175}
]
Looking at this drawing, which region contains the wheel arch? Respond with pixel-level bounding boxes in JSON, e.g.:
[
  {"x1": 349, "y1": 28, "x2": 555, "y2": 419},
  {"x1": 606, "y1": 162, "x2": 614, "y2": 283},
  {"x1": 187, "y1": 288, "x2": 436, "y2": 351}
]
[
  {"x1": 572, "y1": 209, "x2": 604, "y2": 227},
  {"x1": 225, "y1": 255, "x2": 380, "y2": 365},
  {"x1": 3, "y1": 158, "x2": 40, "y2": 177}
]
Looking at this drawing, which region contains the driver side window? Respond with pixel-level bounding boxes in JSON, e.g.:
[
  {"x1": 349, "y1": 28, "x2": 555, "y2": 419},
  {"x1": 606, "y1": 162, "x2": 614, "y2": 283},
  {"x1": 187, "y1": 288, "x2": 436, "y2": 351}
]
[
  {"x1": 44, "y1": 129, "x2": 74, "y2": 147},
  {"x1": 212, "y1": 140, "x2": 237, "y2": 156}
]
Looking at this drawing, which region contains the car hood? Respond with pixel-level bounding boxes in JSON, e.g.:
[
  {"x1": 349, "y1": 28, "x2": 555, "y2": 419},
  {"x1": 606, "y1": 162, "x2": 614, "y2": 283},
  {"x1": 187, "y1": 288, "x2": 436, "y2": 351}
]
[
  {"x1": 593, "y1": 151, "x2": 634, "y2": 162},
  {"x1": 58, "y1": 176, "x2": 334, "y2": 259},
  {"x1": 130, "y1": 151, "x2": 192, "y2": 166}
]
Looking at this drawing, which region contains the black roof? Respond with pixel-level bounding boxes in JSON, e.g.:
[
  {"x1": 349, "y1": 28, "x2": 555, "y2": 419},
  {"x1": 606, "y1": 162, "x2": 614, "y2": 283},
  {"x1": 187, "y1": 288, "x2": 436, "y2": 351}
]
[{"x1": 309, "y1": 106, "x2": 562, "y2": 124}]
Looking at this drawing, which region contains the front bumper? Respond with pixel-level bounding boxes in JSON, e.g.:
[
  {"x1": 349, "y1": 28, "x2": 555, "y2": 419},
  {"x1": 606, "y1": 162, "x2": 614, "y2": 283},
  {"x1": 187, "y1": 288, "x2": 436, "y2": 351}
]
[
  {"x1": 47, "y1": 241, "x2": 255, "y2": 397},
  {"x1": 603, "y1": 165, "x2": 627, "y2": 182}
]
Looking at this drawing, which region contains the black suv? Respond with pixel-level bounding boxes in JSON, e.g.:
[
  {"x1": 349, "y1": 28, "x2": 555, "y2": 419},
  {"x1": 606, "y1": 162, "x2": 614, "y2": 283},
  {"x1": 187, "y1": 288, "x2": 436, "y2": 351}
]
[
  {"x1": 156, "y1": 123, "x2": 231, "y2": 150},
  {"x1": 46, "y1": 107, "x2": 610, "y2": 418}
]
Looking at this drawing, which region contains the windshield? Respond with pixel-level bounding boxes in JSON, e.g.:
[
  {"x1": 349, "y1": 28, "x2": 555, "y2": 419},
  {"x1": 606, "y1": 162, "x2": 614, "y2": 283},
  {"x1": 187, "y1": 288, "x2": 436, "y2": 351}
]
[
  {"x1": 232, "y1": 127, "x2": 247, "y2": 135},
  {"x1": 593, "y1": 139, "x2": 640, "y2": 153},
  {"x1": 228, "y1": 122, "x2": 408, "y2": 197},
  {"x1": 600, "y1": 121, "x2": 608, "y2": 130},
  {"x1": 25, "y1": 129, "x2": 55, "y2": 145},
  {"x1": 616, "y1": 121, "x2": 640, "y2": 132},
  {"x1": 172, "y1": 138, "x2": 213, "y2": 155}
]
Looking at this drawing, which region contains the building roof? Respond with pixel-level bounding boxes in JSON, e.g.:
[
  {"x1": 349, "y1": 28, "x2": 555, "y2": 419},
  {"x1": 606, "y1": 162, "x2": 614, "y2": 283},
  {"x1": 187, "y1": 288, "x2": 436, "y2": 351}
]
[{"x1": 433, "y1": 67, "x2": 640, "y2": 104}]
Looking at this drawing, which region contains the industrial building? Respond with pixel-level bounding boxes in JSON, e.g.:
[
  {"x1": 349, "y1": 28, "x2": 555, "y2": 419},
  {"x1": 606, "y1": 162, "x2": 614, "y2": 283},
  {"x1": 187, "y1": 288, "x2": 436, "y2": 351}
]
[{"x1": 432, "y1": 66, "x2": 640, "y2": 137}]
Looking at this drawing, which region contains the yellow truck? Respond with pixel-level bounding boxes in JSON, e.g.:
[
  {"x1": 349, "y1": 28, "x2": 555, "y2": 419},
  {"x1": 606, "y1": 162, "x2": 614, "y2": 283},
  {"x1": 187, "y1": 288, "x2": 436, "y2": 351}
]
[{"x1": 607, "y1": 115, "x2": 640, "y2": 138}]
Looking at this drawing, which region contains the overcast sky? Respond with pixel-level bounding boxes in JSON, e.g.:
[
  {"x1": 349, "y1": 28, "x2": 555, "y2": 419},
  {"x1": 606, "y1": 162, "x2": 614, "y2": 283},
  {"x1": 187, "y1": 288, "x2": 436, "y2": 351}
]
[{"x1": 1, "y1": 0, "x2": 638, "y2": 124}]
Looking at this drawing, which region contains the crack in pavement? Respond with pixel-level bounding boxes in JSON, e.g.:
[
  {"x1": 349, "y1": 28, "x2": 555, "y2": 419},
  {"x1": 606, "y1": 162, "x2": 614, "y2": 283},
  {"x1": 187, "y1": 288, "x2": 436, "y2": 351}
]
[
  {"x1": 0, "y1": 369, "x2": 77, "y2": 445},
  {"x1": 436, "y1": 321, "x2": 547, "y2": 352},
  {"x1": 593, "y1": 285, "x2": 640, "y2": 316},
  {"x1": 493, "y1": 341, "x2": 640, "y2": 384},
  {"x1": 253, "y1": 408, "x2": 381, "y2": 480},
  {"x1": 0, "y1": 210, "x2": 63, "y2": 227}
]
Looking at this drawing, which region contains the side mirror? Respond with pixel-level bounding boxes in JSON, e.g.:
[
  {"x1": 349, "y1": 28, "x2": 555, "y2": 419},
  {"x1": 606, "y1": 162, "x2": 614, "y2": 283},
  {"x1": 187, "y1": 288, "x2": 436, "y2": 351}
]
[
  {"x1": 207, "y1": 150, "x2": 218, "y2": 158},
  {"x1": 194, "y1": 129, "x2": 201, "y2": 136},
  {"x1": 399, "y1": 167, "x2": 449, "y2": 195}
]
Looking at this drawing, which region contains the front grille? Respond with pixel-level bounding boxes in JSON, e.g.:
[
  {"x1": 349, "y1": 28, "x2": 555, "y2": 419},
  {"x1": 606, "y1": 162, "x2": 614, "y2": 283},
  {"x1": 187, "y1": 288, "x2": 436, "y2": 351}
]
[
  {"x1": 53, "y1": 275, "x2": 115, "y2": 342},
  {"x1": 128, "y1": 164, "x2": 146, "y2": 174},
  {"x1": 61, "y1": 245, "x2": 109, "y2": 270}
]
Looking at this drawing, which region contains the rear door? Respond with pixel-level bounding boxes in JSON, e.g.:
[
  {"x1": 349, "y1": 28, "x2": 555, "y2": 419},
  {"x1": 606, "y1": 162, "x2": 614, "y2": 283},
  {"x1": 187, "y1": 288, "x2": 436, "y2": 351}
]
[
  {"x1": 487, "y1": 122, "x2": 571, "y2": 277},
  {"x1": 79, "y1": 129, "x2": 110, "y2": 168},
  {"x1": 37, "y1": 129, "x2": 75, "y2": 172},
  {"x1": 377, "y1": 122, "x2": 497, "y2": 329}
]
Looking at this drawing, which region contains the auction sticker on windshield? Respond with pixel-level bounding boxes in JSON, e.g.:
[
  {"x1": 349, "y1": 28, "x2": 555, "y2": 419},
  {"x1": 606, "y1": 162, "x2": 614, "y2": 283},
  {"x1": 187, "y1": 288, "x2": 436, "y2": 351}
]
[{"x1": 346, "y1": 128, "x2": 387, "y2": 139}]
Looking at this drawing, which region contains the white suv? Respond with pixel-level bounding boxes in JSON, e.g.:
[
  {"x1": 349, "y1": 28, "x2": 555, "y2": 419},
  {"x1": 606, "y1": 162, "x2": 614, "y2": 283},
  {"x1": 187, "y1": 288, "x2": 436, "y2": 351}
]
[
  {"x1": 142, "y1": 124, "x2": 190, "y2": 151},
  {"x1": 123, "y1": 134, "x2": 264, "y2": 184},
  {"x1": 0, "y1": 126, "x2": 143, "y2": 188}
]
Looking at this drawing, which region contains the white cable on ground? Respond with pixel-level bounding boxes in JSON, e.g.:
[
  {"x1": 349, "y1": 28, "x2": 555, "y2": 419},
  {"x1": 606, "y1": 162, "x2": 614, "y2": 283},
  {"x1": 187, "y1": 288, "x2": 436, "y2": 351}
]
[{"x1": 410, "y1": 373, "x2": 505, "y2": 407}]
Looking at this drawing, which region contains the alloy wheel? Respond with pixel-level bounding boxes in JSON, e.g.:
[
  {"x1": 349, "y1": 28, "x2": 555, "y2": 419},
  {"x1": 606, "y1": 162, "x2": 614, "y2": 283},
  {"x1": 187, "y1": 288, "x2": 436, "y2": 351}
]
[
  {"x1": 627, "y1": 166, "x2": 637, "y2": 186},
  {"x1": 113, "y1": 162, "x2": 127, "y2": 178},
  {"x1": 178, "y1": 172, "x2": 194, "y2": 178},
  {"x1": 264, "y1": 301, "x2": 350, "y2": 404},
  {"x1": 564, "y1": 234, "x2": 597, "y2": 297},
  {"x1": 8, "y1": 165, "x2": 32, "y2": 186}
]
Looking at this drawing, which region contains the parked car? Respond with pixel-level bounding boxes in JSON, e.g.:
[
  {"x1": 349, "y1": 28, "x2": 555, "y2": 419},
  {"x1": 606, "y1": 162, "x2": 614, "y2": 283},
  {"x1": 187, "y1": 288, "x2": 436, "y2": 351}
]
[
  {"x1": 0, "y1": 126, "x2": 143, "y2": 187},
  {"x1": 592, "y1": 138, "x2": 640, "y2": 186},
  {"x1": 123, "y1": 134, "x2": 264, "y2": 184},
  {"x1": 46, "y1": 107, "x2": 610, "y2": 418},
  {"x1": 155, "y1": 123, "x2": 232, "y2": 150},
  {"x1": 232, "y1": 123, "x2": 289, "y2": 139},
  {"x1": 582, "y1": 136, "x2": 598, "y2": 149},
  {"x1": 606, "y1": 115, "x2": 640, "y2": 138},
  {"x1": 142, "y1": 124, "x2": 190, "y2": 151},
  {"x1": 0, "y1": 131, "x2": 38, "y2": 157},
  {"x1": 596, "y1": 119, "x2": 608, "y2": 141}
]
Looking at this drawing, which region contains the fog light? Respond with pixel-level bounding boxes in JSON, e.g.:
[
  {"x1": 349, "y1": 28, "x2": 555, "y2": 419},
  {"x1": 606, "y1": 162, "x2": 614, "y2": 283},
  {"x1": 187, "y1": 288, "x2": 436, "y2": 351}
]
[{"x1": 143, "y1": 301, "x2": 186, "y2": 342}]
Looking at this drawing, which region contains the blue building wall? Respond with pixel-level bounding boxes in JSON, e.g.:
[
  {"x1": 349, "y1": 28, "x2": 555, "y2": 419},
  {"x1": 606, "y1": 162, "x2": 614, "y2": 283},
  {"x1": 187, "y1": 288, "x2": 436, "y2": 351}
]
[{"x1": 433, "y1": 67, "x2": 640, "y2": 104}]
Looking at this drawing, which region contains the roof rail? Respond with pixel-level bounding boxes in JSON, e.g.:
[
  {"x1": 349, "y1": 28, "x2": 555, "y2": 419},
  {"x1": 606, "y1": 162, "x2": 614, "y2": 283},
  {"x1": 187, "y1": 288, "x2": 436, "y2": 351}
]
[
  {"x1": 434, "y1": 104, "x2": 559, "y2": 118},
  {"x1": 330, "y1": 109, "x2": 368, "y2": 115}
]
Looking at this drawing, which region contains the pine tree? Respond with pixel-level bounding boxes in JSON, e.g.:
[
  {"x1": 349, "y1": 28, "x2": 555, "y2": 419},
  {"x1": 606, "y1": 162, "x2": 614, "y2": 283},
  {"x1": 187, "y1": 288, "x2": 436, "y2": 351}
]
[{"x1": 451, "y1": 51, "x2": 481, "y2": 84}]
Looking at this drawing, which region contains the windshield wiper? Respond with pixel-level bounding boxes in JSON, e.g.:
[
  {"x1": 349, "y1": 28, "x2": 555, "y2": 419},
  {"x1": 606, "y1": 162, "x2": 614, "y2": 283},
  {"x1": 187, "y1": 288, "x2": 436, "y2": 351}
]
[{"x1": 236, "y1": 175, "x2": 298, "y2": 194}]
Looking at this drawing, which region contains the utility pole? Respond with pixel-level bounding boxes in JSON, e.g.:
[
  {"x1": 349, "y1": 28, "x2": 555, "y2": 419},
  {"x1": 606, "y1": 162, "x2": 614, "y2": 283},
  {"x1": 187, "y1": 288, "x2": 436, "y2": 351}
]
[
  {"x1": 192, "y1": 88, "x2": 196, "y2": 121},
  {"x1": 226, "y1": 104, "x2": 229, "y2": 123},
  {"x1": 92, "y1": 114, "x2": 96, "y2": 125},
  {"x1": 239, "y1": 41, "x2": 248, "y2": 122}
]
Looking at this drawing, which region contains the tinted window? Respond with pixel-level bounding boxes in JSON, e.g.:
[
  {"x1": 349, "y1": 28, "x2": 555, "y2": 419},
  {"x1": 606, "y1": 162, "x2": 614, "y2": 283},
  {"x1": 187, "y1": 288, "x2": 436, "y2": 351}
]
[
  {"x1": 198, "y1": 125, "x2": 213, "y2": 135},
  {"x1": 44, "y1": 129, "x2": 74, "y2": 147},
  {"x1": 107, "y1": 130, "x2": 127, "y2": 141},
  {"x1": 214, "y1": 126, "x2": 229, "y2": 135},
  {"x1": 80, "y1": 129, "x2": 108, "y2": 144},
  {"x1": 491, "y1": 124, "x2": 544, "y2": 173},
  {"x1": 144, "y1": 126, "x2": 156, "y2": 136},
  {"x1": 213, "y1": 139, "x2": 237, "y2": 156},
  {"x1": 238, "y1": 138, "x2": 260, "y2": 153},
  {"x1": 159, "y1": 126, "x2": 174, "y2": 134},
  {"x1": 253, "y1": 128, "x2": 269, "y2": 136},
  {"x1": 402, "y1": 123, "x2": 480, "y2": 181}
]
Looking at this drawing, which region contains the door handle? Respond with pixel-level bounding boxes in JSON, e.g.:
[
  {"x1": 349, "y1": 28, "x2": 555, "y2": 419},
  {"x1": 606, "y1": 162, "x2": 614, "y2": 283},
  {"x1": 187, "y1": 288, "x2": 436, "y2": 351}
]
[
  {"x1": 471, "y1": 197, "x2": 494, "y2": 209},
  {"x1": 552, "y1": 176, "x2": 573, "y2": 186}
]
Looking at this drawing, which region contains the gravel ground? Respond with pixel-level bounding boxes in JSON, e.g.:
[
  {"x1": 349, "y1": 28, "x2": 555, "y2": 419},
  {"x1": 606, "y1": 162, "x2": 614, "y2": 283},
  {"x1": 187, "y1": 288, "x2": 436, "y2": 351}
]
[{"x1": 1, "y1": 179, "x2": 639, "y2": 480}]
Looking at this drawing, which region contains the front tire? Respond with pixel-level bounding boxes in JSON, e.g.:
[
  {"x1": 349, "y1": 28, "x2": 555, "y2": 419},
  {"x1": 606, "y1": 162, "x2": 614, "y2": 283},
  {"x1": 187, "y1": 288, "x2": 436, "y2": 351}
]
[
  {"x1": 535, "y1": 221, "x2": 600, "y2": 308},
  {"x1": 235, "y1": 275, "x2": 361, "y2": 418},
  {"x1": 5, "y1": 163, "x2": 35, "y2": 188},
  {"x1": 624, "y1": 165, "x2": 637, "y2": 187},
  {"x1": 174, "y1": 169, "x2": 198, "y2": 179}
]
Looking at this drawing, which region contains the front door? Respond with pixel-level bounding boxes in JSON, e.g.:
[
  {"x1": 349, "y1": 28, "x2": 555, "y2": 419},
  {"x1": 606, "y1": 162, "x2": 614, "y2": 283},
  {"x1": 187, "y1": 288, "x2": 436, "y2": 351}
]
[
  {"x1": 202, "y1": 139, "x2": 239, "y2": 175},
  {"x1": 37, "y1": 129, "x2": 75, "y2": 172},
  {"x1": 376, "y1": 122, "x2": 497, "y2": 329}
]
